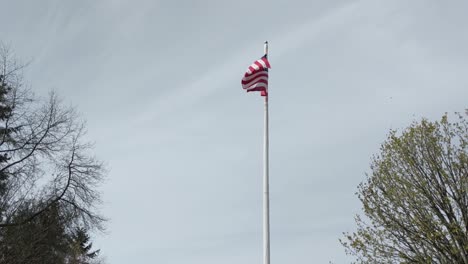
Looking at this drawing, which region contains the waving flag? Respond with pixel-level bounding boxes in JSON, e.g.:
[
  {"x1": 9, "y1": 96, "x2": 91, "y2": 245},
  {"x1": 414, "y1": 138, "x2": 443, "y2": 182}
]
[{"x1": 241, "y1": 55, "x2": 271, "y2": 96}]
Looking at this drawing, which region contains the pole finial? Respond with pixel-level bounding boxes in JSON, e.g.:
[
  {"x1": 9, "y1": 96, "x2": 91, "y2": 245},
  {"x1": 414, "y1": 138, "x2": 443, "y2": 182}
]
[{"x1": 264, "y1": 41, "x2": 268, "y2": 56}]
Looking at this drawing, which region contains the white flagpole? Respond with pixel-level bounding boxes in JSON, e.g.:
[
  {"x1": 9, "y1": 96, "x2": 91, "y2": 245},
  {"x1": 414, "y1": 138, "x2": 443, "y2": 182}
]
[{"x1": 263, "y1": 41, "x2": 270, "y2": 264}]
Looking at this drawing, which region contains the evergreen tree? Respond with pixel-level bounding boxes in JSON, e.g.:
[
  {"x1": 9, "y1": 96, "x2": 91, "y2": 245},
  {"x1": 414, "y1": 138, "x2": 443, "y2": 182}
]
[
  {"x1": 68, "y1": 228, "x2": 100, "y2": 264},
  {"x1": 0, "y1": 203, "x2": 69, "y2": 264},
  {"x1": 0, "y1": 72, "x2": 13, "y2": 197}
]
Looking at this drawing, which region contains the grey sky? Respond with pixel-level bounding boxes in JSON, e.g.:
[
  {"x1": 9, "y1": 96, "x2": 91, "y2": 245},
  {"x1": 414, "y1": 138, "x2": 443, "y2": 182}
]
[{"x1": 2, "y1": 0, "x2": 468, "y2": 263}]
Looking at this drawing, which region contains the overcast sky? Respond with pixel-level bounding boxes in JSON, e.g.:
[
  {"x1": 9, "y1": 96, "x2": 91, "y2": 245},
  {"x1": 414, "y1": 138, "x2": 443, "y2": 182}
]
[{"x1": 2, "y1": 0, "x2": 468, "y2": 263}]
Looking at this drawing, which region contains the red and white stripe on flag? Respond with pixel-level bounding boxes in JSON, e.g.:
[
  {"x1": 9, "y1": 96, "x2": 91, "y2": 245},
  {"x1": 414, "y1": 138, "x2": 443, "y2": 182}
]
[{"x1": 241, "y1": 56, "x2": 271, "y2": 96}]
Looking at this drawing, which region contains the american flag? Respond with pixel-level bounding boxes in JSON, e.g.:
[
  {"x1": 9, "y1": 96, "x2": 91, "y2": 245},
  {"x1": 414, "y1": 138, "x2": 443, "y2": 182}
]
[{"x1": 241, "y1": 55, "x2": 271, "y2": 96}]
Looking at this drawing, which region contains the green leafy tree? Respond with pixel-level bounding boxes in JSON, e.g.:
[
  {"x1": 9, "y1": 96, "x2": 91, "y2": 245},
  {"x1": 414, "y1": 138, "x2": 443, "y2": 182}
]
[{"x1": 341, "y1": 111, "x2": 468, "y2": 263}]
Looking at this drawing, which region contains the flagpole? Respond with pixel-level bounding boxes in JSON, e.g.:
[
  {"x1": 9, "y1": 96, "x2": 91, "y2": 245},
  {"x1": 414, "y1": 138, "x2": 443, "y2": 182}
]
[{"x1": 263, "y1": 41, "x2": 270, "y2": 264}]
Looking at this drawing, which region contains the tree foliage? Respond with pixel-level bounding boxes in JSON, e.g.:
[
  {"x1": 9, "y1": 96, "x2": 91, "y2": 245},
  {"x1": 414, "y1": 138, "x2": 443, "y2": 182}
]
[
  {"x1": 0, "y1": 43, "x2": 106, "y2": 263},
  {"x1": 68, "y1": 227, "x2": 100, "y2": 264},
  {"x1": 2, "y1": 203, "x2": 70, "y2": 263},
  {"x1": 341, "y1": 111, "x2": 468, "y2": 263}
]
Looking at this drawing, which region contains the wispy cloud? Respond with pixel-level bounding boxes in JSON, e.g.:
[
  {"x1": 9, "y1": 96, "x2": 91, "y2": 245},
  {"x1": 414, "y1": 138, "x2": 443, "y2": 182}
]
[{"x1": 133, "y1": 1, "x2": 364, "y2": 125}]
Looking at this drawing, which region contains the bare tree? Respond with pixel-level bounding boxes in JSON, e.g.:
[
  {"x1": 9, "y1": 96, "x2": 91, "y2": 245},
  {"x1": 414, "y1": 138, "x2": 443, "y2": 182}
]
[
  {"x1": 341, "y1": 112, "x2": 468, "y2": 263},
  {"x1": 0, "y1": 43, "x2": 105, "y2": 232}
]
